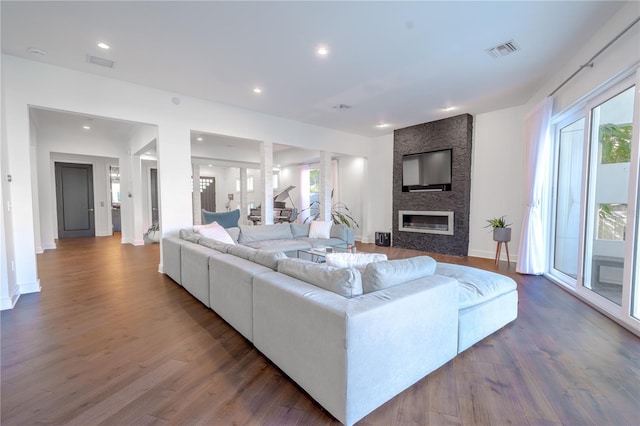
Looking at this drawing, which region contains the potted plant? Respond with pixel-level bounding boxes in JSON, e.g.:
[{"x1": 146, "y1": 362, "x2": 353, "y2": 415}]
[
  {"x1": 145, "y1": 222, "x2": 160, "y2": 243},
  {"x1": 485, "y1": 215, "x2": 511, "y2": 242},
  {"x1": 302, "y1": 190, "x2": 359, "y2": 229}
]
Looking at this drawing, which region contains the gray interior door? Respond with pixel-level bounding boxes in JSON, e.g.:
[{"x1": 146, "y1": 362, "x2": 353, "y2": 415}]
[
  {"x1": 150, "y1": 168, "x2": 159, "y2": 224},
  {"x1": 55, "y1": 162, "x2": 95, "y2": 238}
]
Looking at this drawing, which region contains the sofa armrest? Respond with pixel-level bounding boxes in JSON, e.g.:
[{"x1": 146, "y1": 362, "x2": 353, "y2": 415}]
[{"x1": 252, "y1": 272, "x2": 458, "y2": 426}]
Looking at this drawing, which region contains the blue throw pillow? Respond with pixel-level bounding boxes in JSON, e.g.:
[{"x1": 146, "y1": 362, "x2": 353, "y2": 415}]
[{"x1": 202, "y1": 209, "x2": 240, "y2": 229}]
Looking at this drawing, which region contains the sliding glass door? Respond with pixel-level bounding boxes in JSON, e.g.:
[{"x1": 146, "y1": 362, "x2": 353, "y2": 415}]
[
  {"x1": 553, "y1": 118, "x2": 585, "y2": 280},
  {"x1": 584, "y1": 86, "x2": 635, "y2": 306},
  {"x1": 550, "y1": 73, "x2": 639, "y2": 332}
]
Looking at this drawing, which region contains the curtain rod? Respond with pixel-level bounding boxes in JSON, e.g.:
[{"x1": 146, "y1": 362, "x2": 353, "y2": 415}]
[{"x1": 549, "y1": 16, "x2": 640, "y2": 97}]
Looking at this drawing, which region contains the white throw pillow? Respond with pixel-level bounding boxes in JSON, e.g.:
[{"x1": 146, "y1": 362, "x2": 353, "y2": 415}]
[
  {"x1": 308, "y1": 220, "x2": 332, "y2": 239},
  {"x1": 193, "y1": 221, "x2": 235, "y2": 245}
]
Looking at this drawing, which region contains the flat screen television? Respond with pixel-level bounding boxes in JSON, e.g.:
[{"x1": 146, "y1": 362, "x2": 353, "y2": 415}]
[{"x1": 402, "y1": 148, "x2": 452, "y2": 192}]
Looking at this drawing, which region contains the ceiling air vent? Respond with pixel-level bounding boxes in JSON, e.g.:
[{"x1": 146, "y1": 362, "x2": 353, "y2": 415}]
[
  {"x1": 332, "y1": 103, "x2": 352, "y2": 110},
  {"x1": 87, "y1": 54, "x2": 114, "y2": 68},
  {"x1": 486, "y1": 40, "x2": 520, "y2": 58}
]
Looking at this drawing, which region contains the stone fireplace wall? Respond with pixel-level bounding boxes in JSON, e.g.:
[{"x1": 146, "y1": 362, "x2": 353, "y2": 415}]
[{"x1": 392, "y1": 114, "x2": 473, "y2": 256}]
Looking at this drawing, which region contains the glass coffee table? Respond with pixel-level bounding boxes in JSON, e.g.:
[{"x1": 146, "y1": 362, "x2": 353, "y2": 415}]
[{"x1": 297, "y1": 246, "x2": 356, "y2": 263}]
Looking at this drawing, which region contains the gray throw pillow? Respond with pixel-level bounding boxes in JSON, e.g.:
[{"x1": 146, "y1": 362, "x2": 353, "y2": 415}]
[
  {"x1": 362, "y1": 256, "x2": 437, "y2": 293},
  {"x1": 277, "y1": 258, "x2": 363, "y2": 298}
]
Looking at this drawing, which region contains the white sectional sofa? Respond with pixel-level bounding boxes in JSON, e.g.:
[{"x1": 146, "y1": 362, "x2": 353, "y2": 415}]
[{"x1": 161, "y1": 225, "x2": 518, "y2": 425}]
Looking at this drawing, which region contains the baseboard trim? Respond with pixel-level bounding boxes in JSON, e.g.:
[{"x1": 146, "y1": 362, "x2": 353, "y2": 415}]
[
  {"x1": 20, "y1": 280, "x2": 41, "y2": 294},
  {"x1": 43, "y1": 243, "x2": 57, "y2": 250},
  {"x1": 0, "y1": 287, "x2": 20, "y2": 310},
  {"x1": 132, "y1": 239, "x2": 145, "y2": 246},
  {"x1": 468, "y1": 248, "x2": 519, "y2": 264},
  {"x1": 35, "y1": 246, "x2": 44, "y2": 254},
  {"x1": 158, "y1": 263, "x2": 164, "y2": 273}
]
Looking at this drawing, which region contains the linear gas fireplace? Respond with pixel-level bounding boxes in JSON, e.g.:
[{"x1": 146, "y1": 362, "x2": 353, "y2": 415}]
[{"x1": 399, "y1": 211, "x2": 454, "y2": 235}]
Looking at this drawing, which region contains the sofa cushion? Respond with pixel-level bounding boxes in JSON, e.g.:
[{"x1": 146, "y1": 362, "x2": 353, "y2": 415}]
[
  {"x1": 198, "y1": 237, "x2": 234, "y2": 253},
  {"x1": 277, "y1": 258, "x2": 363, "y2": 298},
  {"x1": 194, "y1": 222, "x2": 236, "y2": 244},
  {"x1": 295, "y1": 237, "x2": 348, "y2": 249},
  {"x1": 245, "y1": 239, "x2": 312, "y2": 253},
  {"x1": 330, "y1": 224, "x2": 348, "y2": 241},
  {"x1": 326, "y1": 253, "x2": 387, "y2": 271},
  {"x1": 227, "y1": 244, "x2": 259, "y2": 262},
  {"x1": 254, "y1": 251, "x2": 288, "y2": 271},
  {"x1": 290, "y1": 223, "x2": 310, "y2": 238},
  {"x1": 179, "y1": 228, "x2": 201, "y2": 243},
  {"x1": 239, "y1": 224, "x2": 293, "y2": 244},
  {"x1": 202, "y1": 209, "x2": 240, "y2": 228},
  {"x1": 435, "y1": 263, "x2": 517, "y2": 309},
  {"x1": 309, "y1": 220, "x2": 332, "y2": 239},
  {"x1": 362, "y1": 256, "x2": 437, "y2": 293}
]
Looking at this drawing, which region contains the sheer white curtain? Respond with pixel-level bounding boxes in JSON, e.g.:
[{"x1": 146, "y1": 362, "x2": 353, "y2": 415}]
[{"x1": 517, "y1": 97, "x2": 553, "y2": 275}]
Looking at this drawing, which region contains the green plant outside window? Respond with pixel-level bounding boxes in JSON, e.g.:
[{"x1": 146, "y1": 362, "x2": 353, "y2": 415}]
[{"x1": 599, "y1": 123, "x2": 632, "y2": 164}]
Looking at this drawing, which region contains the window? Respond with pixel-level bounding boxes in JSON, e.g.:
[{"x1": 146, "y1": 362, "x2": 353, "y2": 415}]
[{"x1": 236, "y1": 177, "x2": 254, "y2": 192}]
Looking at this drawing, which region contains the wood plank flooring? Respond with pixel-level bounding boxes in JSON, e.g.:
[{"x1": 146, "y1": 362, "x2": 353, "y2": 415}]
[{"x1": 2, "y1": 235, "x2": 639, "y2": 425}]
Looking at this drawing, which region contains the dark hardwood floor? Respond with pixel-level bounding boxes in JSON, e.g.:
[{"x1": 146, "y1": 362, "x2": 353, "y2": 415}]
[{"x1": 2, "y1": 235, "x2": 639, "y2": 425}]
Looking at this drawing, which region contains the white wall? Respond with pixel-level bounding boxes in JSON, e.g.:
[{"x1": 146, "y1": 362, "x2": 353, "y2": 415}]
[
  {"x1": 337, "y1": 157, "x2": 365, "y2": 240},
  {"x1": 469, "y1": 105, "x2": 527, "y2": 262},
  {"x1": 2, "y1": 55, "x2": 371, "y2": 301},
  {"x1": 0, "y1": 43, "x2": 20, "y2": 309},
  {"x1": 527, "y1": 2, "x2": 640, "y2": 113},
  {"x1": 366, "y1": 134, "x2": 394, "y2": 244},
  {"x1": 35, "y1": 127, "x2": 124, "y2": 248}
]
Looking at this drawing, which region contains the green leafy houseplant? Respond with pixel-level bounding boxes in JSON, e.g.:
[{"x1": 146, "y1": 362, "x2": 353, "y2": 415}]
[
  {"x1": 302, "y1": 190, "x2": 360, "y2": 228},
  {"x1": 484, "y1": 216, "x2": 511, "y2": 229},
  {"x1": 485, "y1": 216, "x2": 511, "y2": 242}
]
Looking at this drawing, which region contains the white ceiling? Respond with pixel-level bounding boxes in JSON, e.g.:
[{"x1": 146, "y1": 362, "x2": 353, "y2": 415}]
[{"x1": 2, "y1": 1, "x2": 628, "y2": 137}]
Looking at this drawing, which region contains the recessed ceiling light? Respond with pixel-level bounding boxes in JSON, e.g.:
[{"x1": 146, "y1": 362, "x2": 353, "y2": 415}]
[
  {"x1": 317, "y1": 46, "x2": 329, "y2": 56},
  {"x1": 82, "y1": 125, "x2": 91, "y2": 130},
  {"x1": 376, "y1": 123, "x2": 390, "y2": 128},
  {"x1": 196, "y1": 137, "x2": 203, "y2": 141},
  {"x1": 253, "y1": 87, "x2": 262, "y2": 94},
  {"x1": 441, "y1": 106, "x2": 456, "y2": 112},
  {"x1": 98, "y1": 42, "x2": 110, "y2": 50}
]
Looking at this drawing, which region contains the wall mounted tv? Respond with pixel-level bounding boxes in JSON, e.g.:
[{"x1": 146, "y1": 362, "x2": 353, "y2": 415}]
[{"x1": 402, "y1": 148, "x2": 452, "y2": 192}]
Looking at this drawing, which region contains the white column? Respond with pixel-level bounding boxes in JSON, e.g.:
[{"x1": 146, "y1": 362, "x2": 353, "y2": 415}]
[
  {"x1": 157, "y1": 123, "x2": 192, "y2": 272},
  {"x1": 131, "y1": 154, "x2": 145, "y2": 245},
  {"x1": 240, "y1": 167, "x2": 248, "y2": 224},
  {"x1": 260, "y1": 141, "x2": 274, "y2": 225},
  {"x1": 2, "y1": 96, "x2": 39, "y2": 298},
  {"x1": 192, "y1": 163, "x2": 201, "y2": 225},
  {"x1": 319, "y1": 150, "x2": 332, "y2": 221}
]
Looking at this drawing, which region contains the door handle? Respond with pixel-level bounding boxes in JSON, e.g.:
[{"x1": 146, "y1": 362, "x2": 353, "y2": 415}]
[{"x1": 88, "y1": 208, "x2": 94, "y2": 212}]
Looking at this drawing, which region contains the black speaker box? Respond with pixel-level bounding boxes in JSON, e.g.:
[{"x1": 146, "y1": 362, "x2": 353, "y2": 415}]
[{"x1": 375, "y1": 232, "x2": 391, "y2": 247}]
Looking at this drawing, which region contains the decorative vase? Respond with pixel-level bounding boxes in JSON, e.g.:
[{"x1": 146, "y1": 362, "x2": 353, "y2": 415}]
[{"x1": 493, "y1": 227, "x2": 511, "y2": 242}]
